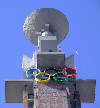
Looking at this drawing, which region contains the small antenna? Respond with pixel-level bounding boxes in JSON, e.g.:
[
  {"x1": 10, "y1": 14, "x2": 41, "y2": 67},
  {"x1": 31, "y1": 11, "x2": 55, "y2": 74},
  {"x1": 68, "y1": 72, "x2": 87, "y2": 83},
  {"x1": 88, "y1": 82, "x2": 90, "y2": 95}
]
[
  {"x1": 74, "y1": 84, "x2": 76, "y2": 91},
  {"x1": 24, "y1": 85, "x2": 27, "y2": 91},
  {"x1": 73, "y1": 84, "x2": 76, "y2": 99}
]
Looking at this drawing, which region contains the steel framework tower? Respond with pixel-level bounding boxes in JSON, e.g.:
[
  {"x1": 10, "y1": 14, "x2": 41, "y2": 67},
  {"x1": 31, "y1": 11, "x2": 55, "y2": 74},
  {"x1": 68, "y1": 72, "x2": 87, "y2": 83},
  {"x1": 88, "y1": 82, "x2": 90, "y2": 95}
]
[{"x1": 5, "y1": 8, "x2": 96, "y2": 108}]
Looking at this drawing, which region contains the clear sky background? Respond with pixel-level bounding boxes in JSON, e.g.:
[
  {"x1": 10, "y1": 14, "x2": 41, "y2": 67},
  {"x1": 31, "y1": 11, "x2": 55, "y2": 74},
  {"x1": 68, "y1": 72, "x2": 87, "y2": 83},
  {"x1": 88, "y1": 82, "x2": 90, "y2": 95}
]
[{"x1": 0, "y1": 0, "x2": 100, "y2": 108}]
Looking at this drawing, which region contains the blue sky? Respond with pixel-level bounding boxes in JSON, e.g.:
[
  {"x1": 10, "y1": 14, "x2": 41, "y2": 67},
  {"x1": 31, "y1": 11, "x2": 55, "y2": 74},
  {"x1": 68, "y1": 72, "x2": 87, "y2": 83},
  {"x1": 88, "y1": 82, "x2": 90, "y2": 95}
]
[{"x1": 0, "y1": 0, "x2": 100, "y2": 108}]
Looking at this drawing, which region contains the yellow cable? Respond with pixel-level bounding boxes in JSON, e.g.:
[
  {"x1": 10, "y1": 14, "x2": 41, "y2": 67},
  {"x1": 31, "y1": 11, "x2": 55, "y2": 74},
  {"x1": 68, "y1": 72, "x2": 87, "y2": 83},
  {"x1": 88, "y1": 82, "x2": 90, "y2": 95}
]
[{"x1": 35, "y1": 72, "x2": 50, "y2": 83}]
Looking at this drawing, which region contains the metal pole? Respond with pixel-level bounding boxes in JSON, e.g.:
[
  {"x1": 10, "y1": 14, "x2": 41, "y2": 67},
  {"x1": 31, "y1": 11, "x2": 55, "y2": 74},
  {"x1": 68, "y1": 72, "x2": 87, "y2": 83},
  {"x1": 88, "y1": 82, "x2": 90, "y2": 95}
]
[{"x1": 25, "y1": 85, "x2": 27, "y2": 91}]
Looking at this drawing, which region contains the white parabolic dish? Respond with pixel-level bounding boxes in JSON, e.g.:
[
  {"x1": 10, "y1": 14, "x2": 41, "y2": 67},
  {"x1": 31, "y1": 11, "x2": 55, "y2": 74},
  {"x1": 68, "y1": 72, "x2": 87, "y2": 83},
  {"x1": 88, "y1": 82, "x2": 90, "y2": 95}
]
[{"x1": 23, "y1": 8, "x2": 69, "y2": 46}]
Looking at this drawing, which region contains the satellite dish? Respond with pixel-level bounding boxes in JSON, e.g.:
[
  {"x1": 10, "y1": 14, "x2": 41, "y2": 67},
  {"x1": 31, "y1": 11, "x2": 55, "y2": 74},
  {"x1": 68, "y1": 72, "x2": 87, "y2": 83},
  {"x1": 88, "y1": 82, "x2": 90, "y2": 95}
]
[{"x1": 23, "y1": 8, "x2": 69, "y2": 46}]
